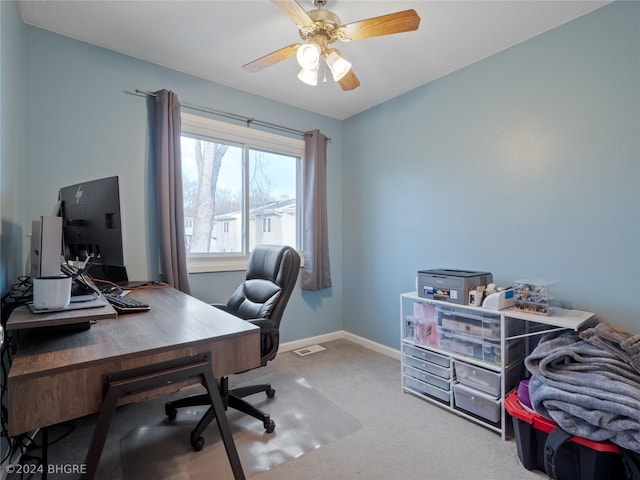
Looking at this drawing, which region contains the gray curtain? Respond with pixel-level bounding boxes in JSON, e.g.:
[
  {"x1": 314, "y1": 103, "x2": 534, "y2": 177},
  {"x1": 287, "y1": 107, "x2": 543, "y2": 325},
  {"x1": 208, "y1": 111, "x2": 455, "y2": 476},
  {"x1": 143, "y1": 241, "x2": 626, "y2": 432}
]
[
  {"x1": 302, "y1": 130, "x2": 332, "y2": 290},
  {"x1": 149, "y1": 89, "x2": 191, "y2": 294}
]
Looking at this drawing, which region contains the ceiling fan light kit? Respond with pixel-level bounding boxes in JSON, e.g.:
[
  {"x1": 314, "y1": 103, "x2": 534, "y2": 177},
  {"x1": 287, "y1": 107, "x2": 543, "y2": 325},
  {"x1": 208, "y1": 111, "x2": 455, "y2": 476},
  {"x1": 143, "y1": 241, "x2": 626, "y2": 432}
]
[
  {"x1": 243, "y1": 0, "x2": 421, "y2": 91},
  {"x1": 296, "y1": 42, "x2": 321, "y2": 69},
  {"x1": 325, "y1": 49, "x2": 351, "y2": 82}
]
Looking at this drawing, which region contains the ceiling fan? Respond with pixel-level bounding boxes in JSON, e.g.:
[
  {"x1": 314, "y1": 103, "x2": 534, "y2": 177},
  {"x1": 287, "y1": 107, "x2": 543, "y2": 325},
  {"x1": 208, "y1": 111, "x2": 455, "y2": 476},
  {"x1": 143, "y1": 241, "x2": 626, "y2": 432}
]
[{"x1": 242, "y1": 0, "x2": 421, "y2": 91}]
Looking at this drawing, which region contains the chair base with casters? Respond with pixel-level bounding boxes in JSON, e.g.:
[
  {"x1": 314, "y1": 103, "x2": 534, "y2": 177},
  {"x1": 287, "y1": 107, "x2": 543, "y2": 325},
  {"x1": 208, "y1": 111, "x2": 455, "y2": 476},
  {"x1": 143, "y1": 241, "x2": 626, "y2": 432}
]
[{"x1": 165, "y1": 376, "x2": 277, "y2": 450}]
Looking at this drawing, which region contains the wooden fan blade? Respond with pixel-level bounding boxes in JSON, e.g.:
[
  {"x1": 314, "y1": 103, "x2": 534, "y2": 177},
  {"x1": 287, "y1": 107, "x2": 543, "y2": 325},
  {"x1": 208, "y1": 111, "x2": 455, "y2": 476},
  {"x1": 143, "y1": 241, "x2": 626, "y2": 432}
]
[
  {"x1": 340, "y1": 9, "x2": 420, "y2": 41},
  {"x1": 272, "y1": 0, "x2": 314, "y2": 28},
  {"x1": 338, "y1": 69, "x2": 360, "y2": 91},
  {"x1": 243, "y1": 44, "x2": 300, "y2": 73}
]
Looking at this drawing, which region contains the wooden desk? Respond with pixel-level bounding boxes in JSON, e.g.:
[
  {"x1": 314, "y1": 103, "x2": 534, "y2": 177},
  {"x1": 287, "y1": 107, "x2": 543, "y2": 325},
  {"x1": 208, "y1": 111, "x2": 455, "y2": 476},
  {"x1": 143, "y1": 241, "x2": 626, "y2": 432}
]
[{"x1": 7, "y1": 287, "x2": 260, "y2": 477}]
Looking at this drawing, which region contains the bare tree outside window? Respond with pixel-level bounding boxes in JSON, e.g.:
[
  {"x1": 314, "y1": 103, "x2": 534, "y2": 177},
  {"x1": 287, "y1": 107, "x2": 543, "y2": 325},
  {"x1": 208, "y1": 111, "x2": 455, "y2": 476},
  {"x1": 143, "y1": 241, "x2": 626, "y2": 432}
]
[{"x1": 190, "y1": 139, "x2": 228, "y2": 252}]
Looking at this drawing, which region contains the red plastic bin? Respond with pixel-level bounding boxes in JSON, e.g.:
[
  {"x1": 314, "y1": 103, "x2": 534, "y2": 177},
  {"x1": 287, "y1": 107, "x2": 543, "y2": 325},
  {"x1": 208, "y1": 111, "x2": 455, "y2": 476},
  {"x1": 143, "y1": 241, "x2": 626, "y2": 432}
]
[{"x1": 504, "y1": 391, "x2": 625, "y2": 480}]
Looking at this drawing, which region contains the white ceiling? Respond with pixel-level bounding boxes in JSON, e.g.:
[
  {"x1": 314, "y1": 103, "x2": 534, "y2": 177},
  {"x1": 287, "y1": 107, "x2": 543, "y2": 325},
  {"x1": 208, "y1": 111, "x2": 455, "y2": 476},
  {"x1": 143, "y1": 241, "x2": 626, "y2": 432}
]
[{"x1": 19, "y1": 0, "x2": 611, "y2": 120}]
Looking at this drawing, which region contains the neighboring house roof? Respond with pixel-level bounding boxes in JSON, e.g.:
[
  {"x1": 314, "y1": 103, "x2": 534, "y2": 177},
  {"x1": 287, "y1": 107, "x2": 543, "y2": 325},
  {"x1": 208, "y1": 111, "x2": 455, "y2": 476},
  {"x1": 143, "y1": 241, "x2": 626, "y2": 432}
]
[
  {"x1": 184, "y1": 198, "x2": 295, "y2": 223},
  {"x1": 250, "y1": 198, "x2": 296, "y2": 217}
]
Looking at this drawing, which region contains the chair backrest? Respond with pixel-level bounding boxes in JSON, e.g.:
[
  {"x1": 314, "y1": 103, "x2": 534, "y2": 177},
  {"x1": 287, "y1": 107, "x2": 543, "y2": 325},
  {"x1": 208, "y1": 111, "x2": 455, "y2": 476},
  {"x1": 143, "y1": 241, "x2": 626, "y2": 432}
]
[{"x1": 225, "y1": 245, "x2": 300, "y2": 359}]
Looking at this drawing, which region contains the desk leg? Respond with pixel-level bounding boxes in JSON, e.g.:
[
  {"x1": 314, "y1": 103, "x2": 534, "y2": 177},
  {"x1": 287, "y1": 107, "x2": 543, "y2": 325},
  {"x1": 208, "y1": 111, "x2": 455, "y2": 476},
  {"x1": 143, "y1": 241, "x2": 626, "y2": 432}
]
[
  {"x1": 81, "y1": 356, "x2": 245, "y2": 480},
  {"x1": 83, "y1": 381, "x2": 121, "y2": 479},
  {"x1": 200, "y1": 369, "x2": 245, "y2": 480}
]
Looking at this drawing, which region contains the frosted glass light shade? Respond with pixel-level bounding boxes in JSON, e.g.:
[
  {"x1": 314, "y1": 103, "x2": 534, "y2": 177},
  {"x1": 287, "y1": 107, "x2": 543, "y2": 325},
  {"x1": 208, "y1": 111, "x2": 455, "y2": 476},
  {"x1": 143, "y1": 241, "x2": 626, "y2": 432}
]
[
  {"x1": 325, "y1": 51, "x2": 351, "y2": 81},
  {"x1": 296, "y1": 43, "x2": 321, "y2": 69},
  {"x1": 297, "y1": 66, "x2": 319, "y2": 86}
]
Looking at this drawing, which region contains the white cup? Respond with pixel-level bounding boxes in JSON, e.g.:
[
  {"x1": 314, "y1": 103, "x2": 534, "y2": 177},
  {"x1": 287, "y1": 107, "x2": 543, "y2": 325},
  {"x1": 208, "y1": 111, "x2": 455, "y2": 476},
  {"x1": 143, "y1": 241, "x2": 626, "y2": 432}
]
[{"x1": 33, "y1": 276, "x2": 72, "y2": 309}]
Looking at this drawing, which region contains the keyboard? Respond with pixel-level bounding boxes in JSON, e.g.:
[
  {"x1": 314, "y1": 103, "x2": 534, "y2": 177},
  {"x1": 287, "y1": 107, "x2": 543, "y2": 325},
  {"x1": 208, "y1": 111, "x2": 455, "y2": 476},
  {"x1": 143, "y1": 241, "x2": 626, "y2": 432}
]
[{"x1": 103, "y1": 292, "x2": 150, "y2": 313}]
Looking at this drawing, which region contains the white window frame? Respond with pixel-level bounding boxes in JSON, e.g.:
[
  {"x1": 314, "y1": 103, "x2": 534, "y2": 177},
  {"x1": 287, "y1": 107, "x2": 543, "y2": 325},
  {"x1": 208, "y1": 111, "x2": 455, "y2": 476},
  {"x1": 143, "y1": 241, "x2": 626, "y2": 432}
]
[{"x1": 181, "y1": 112, "x2": 304, "y2": 273}]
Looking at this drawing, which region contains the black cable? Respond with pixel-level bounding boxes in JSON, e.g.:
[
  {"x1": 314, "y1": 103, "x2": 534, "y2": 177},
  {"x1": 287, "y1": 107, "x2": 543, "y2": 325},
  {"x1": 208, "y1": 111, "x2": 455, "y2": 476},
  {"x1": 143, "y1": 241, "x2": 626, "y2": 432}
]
[
  {"x1": 1, "y1": 277, "x2": 34, "y2": 467},
  {"x1": 0, "y1": 340, "x2": 12, "y2": 464},
  {"x1": 1, "y1": 276, "x2": 33, "y2": 329},
  {"x1": 23, "y1": 424, "x2": 75, "y2": 449}
]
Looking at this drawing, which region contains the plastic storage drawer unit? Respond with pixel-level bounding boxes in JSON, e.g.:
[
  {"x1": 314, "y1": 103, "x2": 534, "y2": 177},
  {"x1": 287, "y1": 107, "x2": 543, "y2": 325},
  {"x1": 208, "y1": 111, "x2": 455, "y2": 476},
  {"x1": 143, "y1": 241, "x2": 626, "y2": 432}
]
[{"x1": 504, "y1": 392, "x2": 624, "y2": 480}]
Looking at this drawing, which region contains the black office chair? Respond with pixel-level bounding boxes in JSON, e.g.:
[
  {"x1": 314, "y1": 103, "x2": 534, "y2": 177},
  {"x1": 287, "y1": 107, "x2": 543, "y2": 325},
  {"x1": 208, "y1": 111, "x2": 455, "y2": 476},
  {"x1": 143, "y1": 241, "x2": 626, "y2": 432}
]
[{"x1": 165, "y1": 244, "x2": 301, "y2": 450}]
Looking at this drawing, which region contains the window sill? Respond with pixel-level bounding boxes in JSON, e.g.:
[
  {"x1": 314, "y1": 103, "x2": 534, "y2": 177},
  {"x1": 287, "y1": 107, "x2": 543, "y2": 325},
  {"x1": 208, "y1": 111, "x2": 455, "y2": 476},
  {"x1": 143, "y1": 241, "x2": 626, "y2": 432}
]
[
  {"x1": 188, "y1": 257, "x2": 249, "y2": 273},
  {"x1": 188, "y1": 252, "x2": 304, "y2": 274}
]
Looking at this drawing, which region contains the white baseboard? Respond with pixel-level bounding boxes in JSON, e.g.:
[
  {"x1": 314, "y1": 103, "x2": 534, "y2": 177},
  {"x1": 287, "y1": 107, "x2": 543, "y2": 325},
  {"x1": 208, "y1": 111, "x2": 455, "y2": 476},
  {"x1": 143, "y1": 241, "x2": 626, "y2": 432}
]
[
  {"x1": 280, "y1": 330, "x2": 401, "y2": 361},
  {"x1": 279, "y1": 331, "x2": 345, "y2": 352}
]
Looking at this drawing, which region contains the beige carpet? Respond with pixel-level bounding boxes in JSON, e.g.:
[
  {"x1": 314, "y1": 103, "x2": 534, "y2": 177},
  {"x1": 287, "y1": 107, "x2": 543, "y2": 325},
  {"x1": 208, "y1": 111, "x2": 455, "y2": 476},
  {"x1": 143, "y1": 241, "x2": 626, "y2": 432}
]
[
  {"x1": 120, "y1": 372, "x2": 363, "y2": 480},
  {"x1": 16, "y1": 339, "x2": 546, "y2": 480}
]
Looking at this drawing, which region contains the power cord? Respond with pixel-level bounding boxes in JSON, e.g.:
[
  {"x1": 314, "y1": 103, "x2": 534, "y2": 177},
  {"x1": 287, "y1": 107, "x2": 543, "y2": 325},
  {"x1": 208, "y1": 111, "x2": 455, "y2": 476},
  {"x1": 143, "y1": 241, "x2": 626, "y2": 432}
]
[{"x1": 91, "y1": 277, "x2": 170, "y2": 292}]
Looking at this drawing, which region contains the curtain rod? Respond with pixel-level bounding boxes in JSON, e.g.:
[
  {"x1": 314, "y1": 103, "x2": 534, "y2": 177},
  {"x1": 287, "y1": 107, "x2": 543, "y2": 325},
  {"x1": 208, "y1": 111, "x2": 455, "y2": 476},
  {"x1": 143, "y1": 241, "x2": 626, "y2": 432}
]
[{"x1": 134, "y1": 89, "x2": 314, "y2": 139}]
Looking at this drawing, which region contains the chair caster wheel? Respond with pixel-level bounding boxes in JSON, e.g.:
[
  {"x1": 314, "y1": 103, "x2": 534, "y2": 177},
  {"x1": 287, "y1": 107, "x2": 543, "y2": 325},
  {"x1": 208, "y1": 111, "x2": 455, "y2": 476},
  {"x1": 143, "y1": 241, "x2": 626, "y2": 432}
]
[
  {"x1": 191, "y1": 435, "x2": 205, "y2": 451},
  {"x1": 165, "y1": 404, "x2": 177, "y2": 421},
  {"x1": 265, "y1": 420, "x2": 276, "y2": 433},
  {"x1": 266, "y1": 388, "x2": 276, "y2": 398}
]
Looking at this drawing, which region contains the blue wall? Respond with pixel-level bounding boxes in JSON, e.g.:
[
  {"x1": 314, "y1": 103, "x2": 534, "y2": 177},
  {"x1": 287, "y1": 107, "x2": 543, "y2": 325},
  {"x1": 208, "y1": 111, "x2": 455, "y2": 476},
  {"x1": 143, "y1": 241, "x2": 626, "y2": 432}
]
[
  {"x1": 343, "y1": 1, "x2": 640, "y2": 347},
  {"x1": 1, "y1": 1, "x2": 638, "y2": 352},
  {"x1": 0, "y1": 0, "x2": 27, "y2": 461},
  {"x1": 1, "y1": 0, "x2": 27, "y2": 294}
]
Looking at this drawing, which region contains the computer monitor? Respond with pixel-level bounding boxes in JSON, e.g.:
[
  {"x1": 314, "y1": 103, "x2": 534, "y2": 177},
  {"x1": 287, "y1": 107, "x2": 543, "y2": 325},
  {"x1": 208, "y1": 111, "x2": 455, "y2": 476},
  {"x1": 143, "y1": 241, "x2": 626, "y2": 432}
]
[{"x1": 58, "y1": 176, "x2": 127, "y2": 282}]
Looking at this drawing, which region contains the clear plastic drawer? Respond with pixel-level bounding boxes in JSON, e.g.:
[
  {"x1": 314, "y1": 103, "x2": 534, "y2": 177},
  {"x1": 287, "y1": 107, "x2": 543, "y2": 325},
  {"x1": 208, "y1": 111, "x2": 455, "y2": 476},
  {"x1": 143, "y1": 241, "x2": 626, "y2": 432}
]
[
  {"x1": 453, "y1": 360, "x2": 501, "y2": 396},
  {"x1": 403, "y1": 344, "x2": 450, "y2": 368},
  {"x1": 404, "y1": 375, "x2": 450, "y2": 404},
  {"x1": 403, "y1": 364, "x2": 450, "y2": 391},
  {"x1": 453, "y1": 383, "x2": 501, "y2": 424}
]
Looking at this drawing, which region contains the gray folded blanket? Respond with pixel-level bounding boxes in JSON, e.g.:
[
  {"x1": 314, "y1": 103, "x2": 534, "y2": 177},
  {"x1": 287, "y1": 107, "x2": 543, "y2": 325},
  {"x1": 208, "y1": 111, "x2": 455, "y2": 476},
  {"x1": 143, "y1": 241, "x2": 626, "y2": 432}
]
[
  {"x1": 525, "y1": 329, "x2": 640, "y2": 453},
  {"x1": 580, "y1": 323, "x2": 640, "y2": 375}
]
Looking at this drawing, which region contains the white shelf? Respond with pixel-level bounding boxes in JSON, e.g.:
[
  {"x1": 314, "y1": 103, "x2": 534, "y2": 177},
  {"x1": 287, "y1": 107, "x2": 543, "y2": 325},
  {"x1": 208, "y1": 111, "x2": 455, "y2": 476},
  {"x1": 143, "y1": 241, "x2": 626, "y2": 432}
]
[{"x1": 504, "y1": 306, "x2": 594, "y2": 330}]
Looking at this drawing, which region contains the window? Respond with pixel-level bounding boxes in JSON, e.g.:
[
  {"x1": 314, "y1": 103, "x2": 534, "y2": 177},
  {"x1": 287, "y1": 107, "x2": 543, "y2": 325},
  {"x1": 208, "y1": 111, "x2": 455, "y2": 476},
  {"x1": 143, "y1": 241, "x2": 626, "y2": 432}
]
[
  {"x1": 181, "y1": 113, "x2": 303, "y2": 272},
  {"x1": 262, "y1": 217, "x2": 272, "y2": 233}
]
